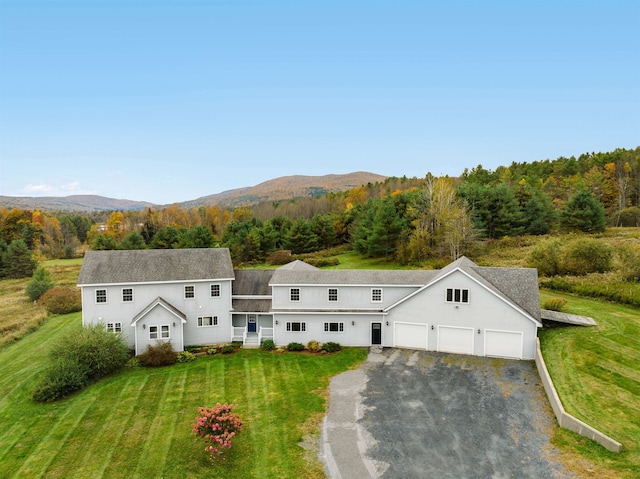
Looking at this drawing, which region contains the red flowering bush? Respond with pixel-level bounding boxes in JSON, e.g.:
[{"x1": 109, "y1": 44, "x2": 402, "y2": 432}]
[{"x1": 193, "y1": 403, "x2": 244, "y2": 456}]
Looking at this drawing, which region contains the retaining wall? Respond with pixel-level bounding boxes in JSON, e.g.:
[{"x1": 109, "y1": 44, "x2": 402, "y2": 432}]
[{"x1": 535, "y1": 338, "x2": 623, "y2": 453}]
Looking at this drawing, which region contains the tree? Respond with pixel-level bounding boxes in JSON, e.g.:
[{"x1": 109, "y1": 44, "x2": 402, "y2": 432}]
[
  {"x1": 311, "y1": 214, "x2": 337, "y2": 250},
  {"x1": 283, "y1": 218, "x2": 318, "y2": 254},
  {"x1": 355, "y1": 197, "x2": 407, "y2": 260},
  {"x1": 177, "y1": 226, "x2": 214, "y2": 248},
  {"x1": 92, "y1": 234, "x2": 118, "y2": 250},
  {"x1": 119, "y1": 231, "x2": 148, "y2": 250},
  {"x1": 193, "y1": 403, "x2": 244, "y2": 457},
  {"x1": 26, "y1": 265, "x2": 54, "y2": 301},
  {"x1": 2, "y1": 239, "x2": 37, "y2": 279},
  {"x1": 560, "y1": 189, "x2": 606, "y2": 233},
  {"x1": 150, "y1": 226, "x2": 180, "y2": 249}
]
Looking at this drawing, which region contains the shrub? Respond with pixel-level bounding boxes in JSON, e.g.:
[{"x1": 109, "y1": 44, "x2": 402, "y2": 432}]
[
  {"x1": 527, "y1": 238, "x2": 563, "y2": 277},
  {"x1": 562, "y1": 238, "x2": 613, "y2": 275},
  {"x1": 176, "y1": 351, "x2": 196, "y2": 363},
  {"x1": 306, "y1": 340, "x2": 322, "y2": 353},
  {"x1": 138, "y1": 342, "x2": 177, "y2": 367},
  {"x1": 207, "y1": 347, "x2": 217, "y2": 355},
  {"x1": 193, "y1": 403, "x2": 244, "y2": 456},
  {"x1": 617, "y1": 206, "x2": 640, "y2": 227},
  {"x1": 617, "y1": 245, "x2": 640, "y2": 282},
  {"x1": 304, "y1": 257, "x2": 340, "y2": 267},
  {"x1": 25, "y1": 265, "x2": 54, "y2": 301},
  {"x1": 261, "y1": 339, "x2": 275, "y2": 351},
  {"x1": 322, "y1": 342, "x2": 342, "y2": 353},
  {"x1": 220, "y1": 344, "x2": 235, "y2": 354},
  {"x1": 32, "y1": 358, "x2": 91, "y2": 402},
  {"x1": 266, "y1": 250, "x2": 293, "y2": 265},
  {"x1": 39, "y1": 287, "x2": 82, "y2": 314},
  {"x1": 287, "y1": 342, "x2": 305, "y2": 352},
  {"x1": 542, "y1": 298, "x2": 568, "y2": 312}
]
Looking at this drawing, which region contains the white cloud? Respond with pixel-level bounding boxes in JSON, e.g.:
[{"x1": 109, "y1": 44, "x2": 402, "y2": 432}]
[
  {"x1": 24, "y1": 184, "x2": 54, "y2": 193},
  {"x1": 21, "y1": 181, "x2": 96, "y2": 197}
]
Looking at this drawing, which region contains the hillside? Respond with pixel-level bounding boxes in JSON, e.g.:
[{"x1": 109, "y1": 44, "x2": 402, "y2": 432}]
[
  {"x1": 177, "y1": 171, "x2": 387, "y2": 208},
  {"x1": 0, "y1": 195, "x2": 156, "y2": 212}
]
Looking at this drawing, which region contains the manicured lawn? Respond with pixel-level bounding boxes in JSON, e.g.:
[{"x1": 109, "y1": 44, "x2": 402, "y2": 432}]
[
  {"x1": 539, "y1": 290, "x2": 640, "y2": 479},
  {"x1": 0, "y1": 312, "x2": 367, "y2": 479}
]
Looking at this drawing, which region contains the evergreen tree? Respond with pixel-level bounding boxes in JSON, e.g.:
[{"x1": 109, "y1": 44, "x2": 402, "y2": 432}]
[
  {"x1": 119, "y1": 231, "x2": 148, "y2": 250},
  {"x1": 150, "y1": 226, "x2": 180, "y2": 249},
  {"x1": 283, "y1": 218, "x2": 318, "y2": 254},
  {"x1": 92, "y1": 234, "x2": 118, "y2": 250},
  {"x1": 26, "y1": 265, "x2": 54, "y2": 301},
  {"x1": 560, "y1": 189, "x2": 607, "y2": 233},
  {"x1": 311, "y1": 214, "x2": 337, "y2": 250},
  {"x1": 3, "y1": 239, "x2": 37, "y2": 279}
]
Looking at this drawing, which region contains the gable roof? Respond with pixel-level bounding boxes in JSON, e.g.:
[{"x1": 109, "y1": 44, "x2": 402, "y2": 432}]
[
  {"x1": 131, "y1": 297, "x2": 187, "y2": 325},
  {"x1": 77, "y1": 248, "x2": 234, "y2": 286},
  {"x1": 270, "y1": 268, "x2": 438, "y2": 287},
  {"x1": 232, "y1": 269, "x2": 274, "y2": 313},
  {"x1": 277, "y1": 260, "x2": 319, "y2": 271}
]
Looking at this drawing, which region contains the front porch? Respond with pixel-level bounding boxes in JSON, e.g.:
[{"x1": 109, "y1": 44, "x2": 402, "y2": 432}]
[{"x1": 232, "y1": 313, "x2": 274, "y2": 347}]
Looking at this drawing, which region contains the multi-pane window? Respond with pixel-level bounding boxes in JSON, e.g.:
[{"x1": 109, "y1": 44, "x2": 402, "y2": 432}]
[
  {"x1": 286, "y1": 322, "x2": 306, "y2": 332},
  {"x1": 446, "y1": 288, "x2": 469, "y2": 303},
  {"x1": 328, "y1": 288, "x2": 338, "y2": 302},
  {"x1": 290, "y1": 288, "x2": 300, "y2": 302},
  {"x1": 210, "y1": 284, "x2": 220, "y2": 297},
  {"x1": 198, "y1": 316, "x2": 218, "y2": 327},
  {"x1": 371, "y1": 288, "x2": 383, "y2": 302},
  {"x1": 184, "y1": 285, "x2": 195, "y2": 299},
  {"x1": 96, "y1": 289, "x2": 107, "y2": 303},
  {"x1": 149, "y1": 326, "x2": 158, "y2": 340},
  {"x1": 324, "y1": 322, "x2": 344, "y2": 332},
  {"x1": 106, "y1": 322, "x2": 122, "y2": 333},
  {"x1": 150, "y1": 325, "x2": 170, "y2": 340},
  {"x1": 122, "y1": 288, "x2": 133, "y2": 302}
]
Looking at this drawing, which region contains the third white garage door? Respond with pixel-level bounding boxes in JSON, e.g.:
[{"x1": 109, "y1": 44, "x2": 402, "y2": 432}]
[
  {"x1": 394, "y1": 322, "x2": 428, "y2": 350},
  {"x1": 484, "y1": 330, "x2": 523, "y2": 359},
  {"x1": 437, "y1": 326, "x2": 474, "y2": 355}
]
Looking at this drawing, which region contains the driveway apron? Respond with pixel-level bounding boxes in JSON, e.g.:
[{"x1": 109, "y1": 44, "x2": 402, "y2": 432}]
[{"x1": 321, "y1": 348, "x2": 575, "y2": 479}]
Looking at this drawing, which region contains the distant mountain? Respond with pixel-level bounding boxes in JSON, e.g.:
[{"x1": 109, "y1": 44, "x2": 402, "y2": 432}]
[
  {"x1": 178, "y1": 172, "x2": 388, "y2": 208},
  {"x1": 0, "y1": 195, "x2": 156, "y2": 212},
  {"x1": 0, "y1": 172, "x2": 388, "y2": 212}
]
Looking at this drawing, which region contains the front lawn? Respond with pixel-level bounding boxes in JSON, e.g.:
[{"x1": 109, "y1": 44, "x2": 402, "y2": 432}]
[
  {"x1": 539, "y1": 290, "x2": 640, "y2": 479},
  {"x1": 0, "y1": 312, "x2": 367, "y2": 478}
]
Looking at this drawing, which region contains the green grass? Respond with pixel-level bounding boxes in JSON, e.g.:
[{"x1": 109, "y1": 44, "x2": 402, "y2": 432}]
[
  {"x1": 539, "y1": 290, "x2": 640, "y2": 478},
  {"x1": 0, "y1": 313, "x2": 367, "y2": 478}
]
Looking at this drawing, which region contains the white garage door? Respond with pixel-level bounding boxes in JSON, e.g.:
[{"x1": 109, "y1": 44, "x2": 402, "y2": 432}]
[
  {"x1": 485, "y1": 330, "x2": 523, "y2": 359},
  {"x1": 437, "y1": 326, "x2": 474, "y2": 355},
  {"x1": 394, "y1": 322, "x2": 428, "y2": 350}
]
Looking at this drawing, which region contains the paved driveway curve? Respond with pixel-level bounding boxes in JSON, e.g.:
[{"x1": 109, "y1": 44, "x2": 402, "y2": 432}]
[{"x1": 321, "y1": 348, "x2": 575, "y2": 479}]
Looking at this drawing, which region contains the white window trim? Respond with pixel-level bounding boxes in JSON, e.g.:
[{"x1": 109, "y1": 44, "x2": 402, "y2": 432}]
[
  {"x1": 290, "y1": 288, "x2": 300, "y2": 302},
  {"x1": 286, "y1": 321, "x2": 306, "y2": 332},
  {"x1": 446, "y1": 288, "x2": 470, "y2": 304},
  {"x1": 371, "y1": 288, "x2": 383, "y2": 303},
  {"x1": 96, "y1": 289, "x2": 107, "y2": 304},
  {"x1": 210, "y1": 284, "x2": 221, "y2": 298},
  {"x1": 149, "y1": 324, "x2": 171, "y2": 340},
  {"x1": 328, "y1": 288, "x2": 338, "y2": 302},
  {"x1": 106, "y1": 322, "x2": 122, "y2": 333},
  {"x1": 324, "y1": 322, "x2": 344, "y2": 333},
  {"x1": 122, "y1": 287, "x2": 134, "y2": 303},
  {"x1": 184, "y1": 285, "x2": 195, "y2": 299},
  {"x1": 197, "y1": 316, "x2": 218, "y2": 327}
]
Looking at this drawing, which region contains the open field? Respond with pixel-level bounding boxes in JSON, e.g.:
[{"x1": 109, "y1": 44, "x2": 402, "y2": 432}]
[
  {"x1": 0, "y1": 311, "x2": 367, "y2": 478},
  {"x1": 539, "y1": 290, "x2": 640, "y2": 478}
]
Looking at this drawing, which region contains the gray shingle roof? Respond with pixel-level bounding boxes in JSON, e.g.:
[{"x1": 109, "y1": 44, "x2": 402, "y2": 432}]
[
  {"x1": 232, "y1": 270, "x2": 274, "y2": 295},
  {"x1": 270, "y1": 269, "x2": 438, "y2": 286},
  {"x1": 277, "y1": 260, "x2": 319, "y2": 271},
  {"x1": 77, "y1": 248, "x2": 234, "y2": 285},
  {"x1": 232, "y1": 299, "x2": 273, "y2": 313},
  {"x1": 131, "y1": 297, "x2": 186, "y2": 325}
]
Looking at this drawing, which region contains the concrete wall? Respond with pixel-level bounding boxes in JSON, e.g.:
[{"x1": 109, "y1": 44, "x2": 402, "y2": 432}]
[{"x1": 535, "y1": 339, "x2": 623, "y2": 453}]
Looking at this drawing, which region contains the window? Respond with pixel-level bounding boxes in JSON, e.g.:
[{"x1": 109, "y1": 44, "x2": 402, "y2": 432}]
[
  {"x1": 198, "y1": 316, "x2": 218, "y2": 327},
  {"x1": 446, "y1": 288, "x2": 469, "y2": 303},
  {"x1": 328, "y1": 288, "x2": 338, "y2": 302},
  {"x1": 290, "y1": 288, "x2": 300, "y2": 302},
  {"x1": 149, "y1": 325, "x2": 170, "y2": 340},
  {"x1": 185, "y1": 285, "x2": 195, "y2": 299},
  {"x1": 106, "y1": 322, "x2": 122, "y2": 333},
  {"x1": 371, "y1": 288, "x2": 383, "y2": 302},
  {"x1": 122, "y1": 288, "x2": 133, "y2": 302},
  {"x1": 210, "y1": 284, "x2": 220, "y2": 297},
  {"x1": 286, "y1": 322, "x2": 306, "y2": 332},
  {"x1": 96, "y1": 289, "x2": 107, "y2": 303},
  {"x1": 324, "y1": 322, "x2": 344, "y2": 332}
]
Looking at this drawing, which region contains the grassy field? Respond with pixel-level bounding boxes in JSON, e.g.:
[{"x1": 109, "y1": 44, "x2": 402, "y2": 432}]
[
  {"x1": 539, "y1": 290, "x2": 640, "y2": 479},
  {"x1": 0, "y1": 311, "x2": 367, "y2": 478}
]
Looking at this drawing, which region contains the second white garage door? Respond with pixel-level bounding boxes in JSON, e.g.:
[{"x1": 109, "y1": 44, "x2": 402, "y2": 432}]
[
  {"x1": 437, "y1": 326, "x2": 474, "y2": 355},
  {"x1": 394, "y1": 322, "x2": 428, "y2": 350},
  {"x1": 484, "y1": 330, "x2": 523, "y2": 359}
]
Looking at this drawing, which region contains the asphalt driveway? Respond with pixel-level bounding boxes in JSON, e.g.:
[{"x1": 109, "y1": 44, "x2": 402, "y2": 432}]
[{"x1": 320, "y1": 347, "x2": 575, "y2": 479}]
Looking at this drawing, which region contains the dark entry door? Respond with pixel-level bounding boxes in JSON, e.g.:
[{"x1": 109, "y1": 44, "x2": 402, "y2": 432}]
[
  {"x1": 248, "y1": 315, "x2": 257, "y2": 333},
  {"x1": 371, "y1": 322, "x2": 382, "y2": 345}
]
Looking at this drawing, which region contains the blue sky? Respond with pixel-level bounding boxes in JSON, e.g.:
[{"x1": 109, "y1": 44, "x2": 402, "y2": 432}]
[{"x1": 1, "y1": 0, "x2": 638, "y2": 205}]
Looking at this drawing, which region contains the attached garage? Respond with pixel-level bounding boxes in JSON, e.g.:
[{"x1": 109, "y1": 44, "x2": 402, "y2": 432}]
[
  {"x1": 484, "y1": 330, "x2": 523, "y2": 359},
  {"x1": 437, "y1": 326, "x2": 474, "y2": 355},
  {"x1": 394, "y1": 322, "x2": 428, "y2": 350}
]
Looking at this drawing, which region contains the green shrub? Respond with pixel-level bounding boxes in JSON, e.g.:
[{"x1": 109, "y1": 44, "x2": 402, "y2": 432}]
[
  {"x1": 207, "y1": 347, "x2": 217, "y2": 355},
  {"x1": 39, "y1": 287, "x2": 82, "y2": 314},
  {"x1": 138, "y1": 342, "x2": 177, "y2": 367},
  {"x1": 527, "y1": 238, "x2": 563, "y2": 276},
  {"x1": 286, "y1": 342, "x2": 305, "y2": 352},
  {"x1": 304, "y1": 257, "x2": 340, "y2": 267},
  {"x1": 32, "y1": 358, "x2": 91, "y2": 402},
  {"x1": 306, "y1": 340, "x2": 321, "y2": 353},
  {"x1": 220, "y1": 344, "x2": 235, "y2": 354},
  {"x1": 562, "y1": 238, "x2": 613, "y2": 275},
  {"x1": 25, "y1": 265, "x2": 54, "y2": 302},
  {"x1": 542, "y1": 298, "x2": 568, "y2": 312},
  {"x1": 617, "y1": 245, "x2": 640, "y2": 282},
  {"x1": 176, "y1": 351, "x2": 196, "y2": 363},
  {"x1": 266, "y1": 250, "x2": 293, "y2": 265},
  {"x1": 261, "y1": 339, "x2": 275, "y2": 351},
  {"x1": 321, "y1": 342, "x2": 342, "y2": 353},
  {"x1": 617, "y1": 206, "x2": 640, "y2": 227}
]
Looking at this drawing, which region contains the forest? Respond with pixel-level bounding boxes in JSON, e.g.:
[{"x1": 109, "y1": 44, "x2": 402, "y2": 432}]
[{"x1": 1, "y1": 146, "x2": 639, "y2": 277}]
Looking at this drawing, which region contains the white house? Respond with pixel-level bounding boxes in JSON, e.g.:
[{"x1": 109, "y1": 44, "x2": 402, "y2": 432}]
[{"x1": 77, "y1": 249, "x2": 542, "y2": 359}]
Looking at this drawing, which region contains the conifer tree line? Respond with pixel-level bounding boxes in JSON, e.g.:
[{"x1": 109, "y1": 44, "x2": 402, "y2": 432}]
[{"x1": 1, "y1": 146, "x2": 638, "y2": 274}]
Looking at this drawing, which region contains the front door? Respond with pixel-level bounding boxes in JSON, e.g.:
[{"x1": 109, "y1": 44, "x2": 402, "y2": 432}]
[
  {"x1": 248, "y1": 315, "x2": 257, "y2": 333},
  {"x1": 371, "y1": 322, "x2": 382, "y2": 345}
]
